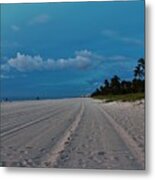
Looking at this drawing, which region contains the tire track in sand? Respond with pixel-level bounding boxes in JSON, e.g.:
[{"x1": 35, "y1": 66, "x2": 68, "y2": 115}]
[
  {"x1": 40, "y1": 102, "x2": 85, "y2": 167},
  {"x1": 0, "y1": 103, "x2": 76, "y2": 138},
  {"x1": 97, "y1": 104, "x2": 144, "y2": 169}
]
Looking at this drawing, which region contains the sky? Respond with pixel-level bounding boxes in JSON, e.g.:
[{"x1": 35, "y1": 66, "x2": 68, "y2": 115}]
[{"x1": 1, "y1": 1, "x2": 144, "y2": 99}]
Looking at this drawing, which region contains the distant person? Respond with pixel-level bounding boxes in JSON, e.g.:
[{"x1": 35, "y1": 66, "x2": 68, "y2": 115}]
[
  {"x1": 36, "y1": 96, "x2": 40, "y2": 100},
  {"x1": 5, "y1": 98, "x2": 8, "y2": 102}
]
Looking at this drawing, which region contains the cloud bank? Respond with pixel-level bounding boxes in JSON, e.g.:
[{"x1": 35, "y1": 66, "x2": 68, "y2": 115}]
[
  {"x1": 4, "y1": 50, "x2": 101, "y2": 72},
  {"x1": 1, "y1": 50, "x2": 133, "y2": 74}
]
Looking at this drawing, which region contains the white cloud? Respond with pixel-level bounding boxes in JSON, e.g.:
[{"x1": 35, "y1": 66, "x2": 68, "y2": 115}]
[
  {"x1": 2, "y1": 50, "x2": 133, "y2": 73},
  {"x1": 101, "y1": 29, "x2": 117, "y2": 38},
  {"x1": 0, "y1": 74, "x2": 14, "y2": 79},
  {"x1": 4, "y1": 50, "x2": 101, "y2": 72},
  {"x1": 11, "y1": 25, "x2": 20, "y2": 31},
  {"x1": 1, "y1": 64, "x2": 10, "y2": 71},
  {"x1": 120, "y1": 37, "x2": 143, "y2": 45},
  {"x1": 108, "y1": 55, "x2": 132, "y2": 61},
  {"x1": 102, "y1": 29, "x2": 143, "y2": 45},
  {"x1": 29, "y1": 14, "x2": 50, "y2": 25},
  {"x1": 8, "y1": 53, "x2": 44, "y2": 71}
]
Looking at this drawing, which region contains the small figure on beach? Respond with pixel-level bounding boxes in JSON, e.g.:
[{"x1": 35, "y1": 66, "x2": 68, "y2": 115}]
[{"x1": 36, "y1": 96, "x2": 40, "y2": 100}]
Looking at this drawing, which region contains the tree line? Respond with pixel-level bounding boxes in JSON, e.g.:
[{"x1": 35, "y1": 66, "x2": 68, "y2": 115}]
[{"x1": 91, "y1": 58, "x2": 145, "y2": 97}]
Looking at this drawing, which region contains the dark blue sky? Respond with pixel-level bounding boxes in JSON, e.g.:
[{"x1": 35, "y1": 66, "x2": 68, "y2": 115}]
[{"x1": 1, "y1": 1, "x2": 144, "y2": 99}]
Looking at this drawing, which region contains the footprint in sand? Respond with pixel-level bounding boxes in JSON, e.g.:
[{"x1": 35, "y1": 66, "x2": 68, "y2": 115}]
[
  {"x1": 20, "y1": 150, "x2": 25, "y2": 154},
  {"x1": 125, "y1": 155, "x2": 135, "y2": 161},
  {"x1": 64, "y1": 141, "x2": 70, "y2": 145},
  {"x1": 60, "y1": 154, "x2": 69, "y2": 161},
  {"x1": 26, "y1": 146, "x2": 33, "y2": 150},
  {"x1": 40, "y1": 148, "x2": 46, "y2": 153},
  {"x1": 98, "y1": 151, "x2": 105, "y2": 156},
  {"x1": 51, "y1": 137, "x2": 55, "y2": 141},
  {"x1": 67, "y1": 137, "x2": 71, "y2": 141},
  {"x1": 44, "y1": 161, "x2": 51, "y2": 167}
]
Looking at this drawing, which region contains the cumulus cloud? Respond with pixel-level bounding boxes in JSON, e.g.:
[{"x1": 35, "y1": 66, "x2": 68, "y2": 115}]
[
  {"x1": 4, "y1": 50, "x2": 101, "y2": 72},
  {"x1": 2, "y1": 50, "x2": 133, "y2": 73},
  {"x1": 8, "y1": 53, "x2": 43, "y2": 71},
  {"x1": 11, "y1": 25, "x2": 20, "y2": 32},
  {"x1": 29, "y1": 14, "x2": 50, "y2": 25}
]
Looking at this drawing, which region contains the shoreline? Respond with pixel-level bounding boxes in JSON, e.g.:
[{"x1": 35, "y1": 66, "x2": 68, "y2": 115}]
[{"x1": 0, "y1": 96, "x2": 84, "y2": 103}]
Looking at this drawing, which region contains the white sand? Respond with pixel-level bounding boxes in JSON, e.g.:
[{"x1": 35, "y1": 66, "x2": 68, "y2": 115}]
[
  {"x1": 101, "y1": 100, "x2": 145, "y2": 153},
  {"x1": 0, "y1": 98, "x2": 145, "y2": 169}
]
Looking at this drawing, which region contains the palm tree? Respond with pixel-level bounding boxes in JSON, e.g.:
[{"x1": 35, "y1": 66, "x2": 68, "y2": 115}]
[
  {"x1": 110, "y1": 75, "x2": 121, "y2": 94},
  {"x1": 99, "y1": 85, "x2": 104, "y2": 92},
  {"x1": 121, "y1": 80, "x2": 132, "y2": 94},
  {"x1": 103, "y1": 79, "x2": 110, "y2": 94},
  {"x1": 138, "y1": 58, "x2": 145, "y2": 79},
  {"x1": 111, "y1": 75, "x2": 120, "y2": 86},
  {"x1": 134, "y1": 58, "x2": 145, "y2": 80},
  {"x1": 134, "y1": 65, "x2": 141, "y2": 79},
  {"x1": 104, "y1": 79, "x2": 109, "y2": 88},
  {"x1": 91, "y1": 88, "x2": 101, "y2": 97},
  {"x1": 138, "y1": 58, "x2": 144, "y2": 68}
]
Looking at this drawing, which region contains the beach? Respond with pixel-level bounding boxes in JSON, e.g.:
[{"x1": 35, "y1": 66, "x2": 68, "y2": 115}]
[{"x1": 0, "y1": 98, "x2": 145, "y2": 169}]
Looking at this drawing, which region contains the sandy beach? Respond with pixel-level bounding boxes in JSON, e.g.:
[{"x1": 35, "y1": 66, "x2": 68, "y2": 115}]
[{"x1": 0, "y1": 98, "x2": 145, "y2": 169}]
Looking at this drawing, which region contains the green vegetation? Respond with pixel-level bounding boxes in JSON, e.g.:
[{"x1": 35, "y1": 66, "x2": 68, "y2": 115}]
[
  {"x1": 91, "y1": 58, "x2": 145, "y2": 102},
  {"x1": 93, "y1": 93, "x2": 144, "y2": 102}
]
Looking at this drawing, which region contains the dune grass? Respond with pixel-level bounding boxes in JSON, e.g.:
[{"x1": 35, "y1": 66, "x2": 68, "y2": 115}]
[{"x1": 92, "y1": 93, "x2": 144, "y2": 102}]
